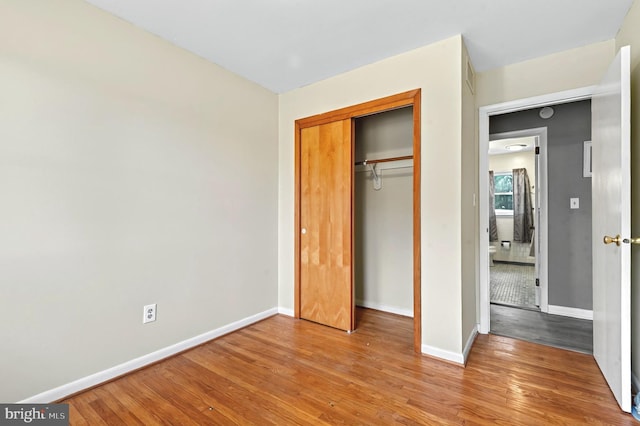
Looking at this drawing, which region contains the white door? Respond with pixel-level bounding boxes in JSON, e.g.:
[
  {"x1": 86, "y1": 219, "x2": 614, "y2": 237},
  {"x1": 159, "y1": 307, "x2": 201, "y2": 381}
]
[{"x1": 591, "y1": 45, "x2": 631, "y2": 413}]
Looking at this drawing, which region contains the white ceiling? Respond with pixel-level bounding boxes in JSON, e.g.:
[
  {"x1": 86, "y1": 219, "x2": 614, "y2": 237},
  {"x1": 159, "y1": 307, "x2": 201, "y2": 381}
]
[{"x1": 84, "y1": 0, "x2": 634, "y2": 94}]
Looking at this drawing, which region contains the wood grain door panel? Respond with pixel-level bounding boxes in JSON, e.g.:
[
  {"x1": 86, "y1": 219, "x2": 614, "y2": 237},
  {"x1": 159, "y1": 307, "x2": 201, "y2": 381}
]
[{"x1": 300, "y1": 119, "x2": 353, "y2": 331}]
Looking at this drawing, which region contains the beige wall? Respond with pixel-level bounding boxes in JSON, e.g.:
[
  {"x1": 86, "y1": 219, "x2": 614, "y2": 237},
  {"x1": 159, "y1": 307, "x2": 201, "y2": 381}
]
[
  {"x1": 616, "y1": 0, "x2": 640, "y2": 387},
  {"x1": 477, "y1": 40, "x2": 615, "y2": 108},
  {"x1": 279, "y1": 35, "x2": 470, "y2": 358},
  {"x1": 461, "y1": 42, "x2": 478, "y2": 352},
  {"x1": 0, "y1": 0, "x2": 279, "y2": 402},
  {"x1": 489, "y1": 152, "x2": 536, "y2": 183}
]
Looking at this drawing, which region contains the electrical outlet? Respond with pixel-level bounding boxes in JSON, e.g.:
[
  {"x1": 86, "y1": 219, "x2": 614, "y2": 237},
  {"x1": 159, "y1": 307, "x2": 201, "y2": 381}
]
[{"x1": 143, "y1": 304, "x2": 156, "y2": 324}]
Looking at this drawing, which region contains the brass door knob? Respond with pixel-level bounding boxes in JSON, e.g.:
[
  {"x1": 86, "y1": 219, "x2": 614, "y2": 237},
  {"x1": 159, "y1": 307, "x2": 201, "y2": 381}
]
[
  {"x1": 603, "y1": 235, "x2": 640, "y2": 245},
  {"x1": 603, "y1": 235, "x2": 622, "y2": 246}
]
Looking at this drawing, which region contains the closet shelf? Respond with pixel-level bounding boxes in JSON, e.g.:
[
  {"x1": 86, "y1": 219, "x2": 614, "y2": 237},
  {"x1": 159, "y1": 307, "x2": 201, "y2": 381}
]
[{"x1": 355, "y1": 155, "x2": 413, "y2": 166}]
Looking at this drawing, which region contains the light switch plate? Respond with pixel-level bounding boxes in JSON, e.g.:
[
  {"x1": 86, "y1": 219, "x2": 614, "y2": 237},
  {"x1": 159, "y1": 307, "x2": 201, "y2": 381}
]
[{"x1": 570, "y1": 198, "x2": 579, "y2": 209}]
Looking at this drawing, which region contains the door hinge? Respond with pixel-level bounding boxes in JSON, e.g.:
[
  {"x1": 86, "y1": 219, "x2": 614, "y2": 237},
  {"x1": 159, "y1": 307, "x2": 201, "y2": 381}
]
[
  {"x1": 535, "y1": 146, "x2": 540, "y2": 155},
  {"x1": 535, "y1": 278, "x2": 540, "y2": 287}
]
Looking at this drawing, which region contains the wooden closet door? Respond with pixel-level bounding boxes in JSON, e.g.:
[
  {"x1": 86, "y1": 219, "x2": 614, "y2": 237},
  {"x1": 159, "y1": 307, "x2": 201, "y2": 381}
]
[{"x1": 299, "y1": 119, "x2": 354, "y2": 331}]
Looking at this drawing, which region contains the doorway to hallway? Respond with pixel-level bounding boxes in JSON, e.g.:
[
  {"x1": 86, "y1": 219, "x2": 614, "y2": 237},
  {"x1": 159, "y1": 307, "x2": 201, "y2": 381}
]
[{"x1": 482, "y1": 99, "x2": 595, "y2": 355}]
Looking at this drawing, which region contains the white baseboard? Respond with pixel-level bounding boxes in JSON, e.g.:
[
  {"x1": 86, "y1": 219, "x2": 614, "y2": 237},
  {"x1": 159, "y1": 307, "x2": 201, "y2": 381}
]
[
  {"x1": 462, "y1": 326, "x2": 478, "y2": 364},
  {"x1": 278, "y1": 307, "x2": 294, "y2": 317},
  {"x1": 421, "y1": 327, "x2": 477, "y2": 366},
  {"x1": 421, "y1": 344, "x2": 464, "y2": 365},
  {"x1": 548, "y1": 305, "x2": 593, "y2": 320},
  {"x1": 19, "y1": 307, "x2": 279, "y2": 403},
  {"x1": 355, "y1": 299, "x2": 413, "y2": 318}
]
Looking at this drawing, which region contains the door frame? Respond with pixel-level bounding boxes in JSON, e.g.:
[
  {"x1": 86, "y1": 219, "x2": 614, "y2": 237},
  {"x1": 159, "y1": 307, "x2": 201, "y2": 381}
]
[
  {"x1": 294, "y1": 89, "x2": 422, "y2": 351},
  {"x1": 478, "y1": 86, "x2": 594, "y2": 334},
  {"x1": 488, "y1": 127, "x2": 548, "y2": 313}
]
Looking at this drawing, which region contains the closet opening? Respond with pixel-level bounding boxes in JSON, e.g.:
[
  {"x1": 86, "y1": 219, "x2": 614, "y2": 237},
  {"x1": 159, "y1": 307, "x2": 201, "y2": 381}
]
[
  {"x1": 354, "y1": 107, "x2": 414, "y2": 320},
  {"x1": 294, "y1": 89, "x2": 422, "y2": 352}
]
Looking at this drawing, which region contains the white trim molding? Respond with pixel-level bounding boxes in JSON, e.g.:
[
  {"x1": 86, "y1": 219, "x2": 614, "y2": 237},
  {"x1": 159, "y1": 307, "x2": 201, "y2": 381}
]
[
  {"x1": 547, "y1": 305, "x2": 593, "y2": 320},
  {"x1": 19, "y1": 307, "x2": 279, "y2": 403},
  {"x1": 355, "y1": 300, "x2": 413, "y2": 318},
  {"x1": 421, "y1": 345, "x2": 465, "y2": 365},
  {"x1": 278, "y1": 307, "x2": 295, "y2": 317},
  {"x1": 463, "y1": 327, "x2": 478, "y2": 364}
]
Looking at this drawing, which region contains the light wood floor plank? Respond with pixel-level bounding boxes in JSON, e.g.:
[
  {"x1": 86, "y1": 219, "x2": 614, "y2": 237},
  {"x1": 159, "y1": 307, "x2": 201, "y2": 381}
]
[{"x1": 62, "y1": 308, "x2": 635, "y2": 425}]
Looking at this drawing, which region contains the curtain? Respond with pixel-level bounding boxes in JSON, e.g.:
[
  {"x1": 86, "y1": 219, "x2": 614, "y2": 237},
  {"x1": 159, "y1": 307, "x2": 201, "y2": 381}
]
[
  {"x1": 489, "y1": 170, "x2": 499, "y2": 242},
  {"x1": 513, "y1": 168, "x2": 533, "y2": 243}
]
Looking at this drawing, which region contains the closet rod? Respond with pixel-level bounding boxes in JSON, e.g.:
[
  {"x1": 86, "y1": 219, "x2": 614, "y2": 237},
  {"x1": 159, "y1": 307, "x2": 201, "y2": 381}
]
[{"x1": 355, "y1": 155, "x2": 413, "y2": 166}]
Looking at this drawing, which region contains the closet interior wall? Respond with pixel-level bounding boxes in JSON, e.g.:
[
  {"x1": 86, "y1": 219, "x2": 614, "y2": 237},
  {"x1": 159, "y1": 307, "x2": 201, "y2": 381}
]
[{"x1": 354, "y1": 107, "x2": 414, "y2": 317}]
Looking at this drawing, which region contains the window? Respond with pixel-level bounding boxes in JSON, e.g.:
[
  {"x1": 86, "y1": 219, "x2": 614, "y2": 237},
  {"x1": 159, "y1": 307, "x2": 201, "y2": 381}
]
[{"x1": 494, "y1": 172, "x2": 513, "y2": 215}]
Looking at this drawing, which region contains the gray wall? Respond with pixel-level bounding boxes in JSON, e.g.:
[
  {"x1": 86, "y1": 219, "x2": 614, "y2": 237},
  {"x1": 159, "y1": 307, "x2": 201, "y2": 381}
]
[
  {"x1": 490, "y1": 100, "x2": 592, "y2": 310},
  {"x1": 354, "y1": 107, "x2": 413, "y2": 316}
]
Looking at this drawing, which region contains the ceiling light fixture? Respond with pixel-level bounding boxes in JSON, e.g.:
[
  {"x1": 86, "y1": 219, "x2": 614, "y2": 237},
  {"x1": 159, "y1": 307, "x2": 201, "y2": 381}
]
[
  {"x1": 505, "y1": 144, "x2": 527, "y2": 151},
  {"x1": 539, "y1": 106, "x2": 554, "y2": 119}
]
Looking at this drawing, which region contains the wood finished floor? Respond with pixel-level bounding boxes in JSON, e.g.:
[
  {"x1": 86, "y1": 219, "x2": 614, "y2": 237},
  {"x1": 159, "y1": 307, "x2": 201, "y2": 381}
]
[{"x1": 63, "y1": 308, "x2": 633, "y2": 425}]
